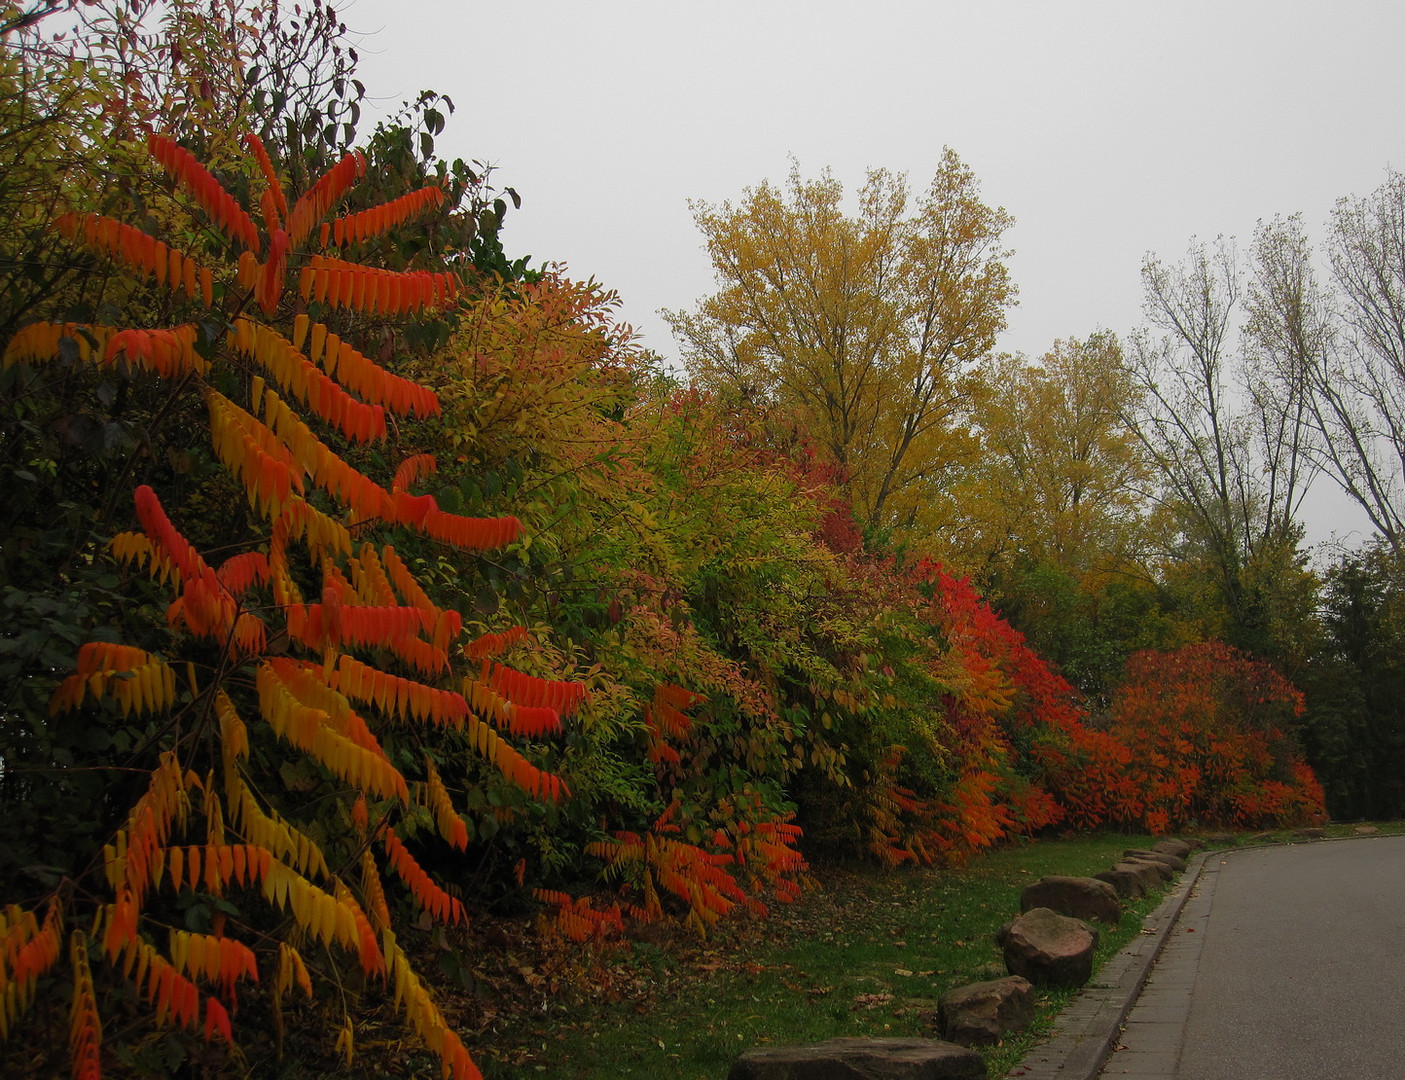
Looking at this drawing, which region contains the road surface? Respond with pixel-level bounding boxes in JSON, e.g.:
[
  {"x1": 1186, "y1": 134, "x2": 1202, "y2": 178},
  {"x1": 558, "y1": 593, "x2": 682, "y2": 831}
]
[{"x1": 1100, "y1": 835, "x2": 1405, "y2": 1079}]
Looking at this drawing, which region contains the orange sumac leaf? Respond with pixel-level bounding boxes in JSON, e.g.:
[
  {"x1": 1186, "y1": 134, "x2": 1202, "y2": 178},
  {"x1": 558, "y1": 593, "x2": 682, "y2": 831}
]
[
  {"x1": 0, "y1": 900, "x2": 63, "y2": 1039},
  {"x1": 462, "y1": 626, "x2": 528, "y2": 660},
  {"x1": 299, "y1": 255, "x2": 458, "y2": 318},
  {"x1": 244, "y1": 133, "x2": 288, "y2": 225},
  {"x1": 55, "y1": 212, "x2": 217, "y2": 307},
  {"x1": 313, "y1": 327, "x2": 441, "y2": 417},
  {"x1": 533, "y1": 889, "x2": 623, "y2": 942},
  {"x1": 323, "y1": 186, "x2": 446, "y2": 248},
  {"x1": 379, "y1": 829, "x2": 465, "y2": 925},
  {"x1": 204, "y1": 995, "x2": 232, "y2": 1043},
  {"x1": 328, "y1": 654, "x2": 468, "y2": 729},
  {"x1": 216, "y1": 551, "x2": 271, "y2": 597},
  {"x1": 390, "y1": 454, "x2": 437, "y2": 494},
  {"x1": 486, "y1": 662, "x2": 587, "y2": 718},
  {"x1": 287, "y1": 149, "x2": 366, "y2": 247},
  {"x1": 148, "y1": 135, "x2": 260, "y2": 252}
]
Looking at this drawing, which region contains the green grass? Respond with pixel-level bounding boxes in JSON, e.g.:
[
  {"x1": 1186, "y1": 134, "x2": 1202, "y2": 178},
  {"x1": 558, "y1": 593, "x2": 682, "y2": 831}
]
[
  {"x1": 441, "y1": 823, "x2": 1405, "y2": 1078},
  {"x1": 470, "y1": 833, "x2": 1174, "y2": 1080}
]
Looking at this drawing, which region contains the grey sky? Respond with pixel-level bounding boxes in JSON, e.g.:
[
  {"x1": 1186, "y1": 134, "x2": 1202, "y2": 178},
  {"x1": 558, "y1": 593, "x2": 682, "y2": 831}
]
[{"x1": 346, "y1": 1, "x2": 1405, "y2": 548}]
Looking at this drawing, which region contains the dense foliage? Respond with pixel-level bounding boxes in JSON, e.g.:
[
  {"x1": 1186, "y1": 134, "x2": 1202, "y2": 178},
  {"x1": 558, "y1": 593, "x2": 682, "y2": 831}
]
[{"x1": 2, "y1": 4, "x2": 1389, "y2": 1078}]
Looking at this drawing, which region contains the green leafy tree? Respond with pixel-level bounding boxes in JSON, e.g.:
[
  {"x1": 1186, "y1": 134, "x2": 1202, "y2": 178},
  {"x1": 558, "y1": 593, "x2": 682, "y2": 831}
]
[{"x1": 1299, "y1": 544, "x2": 1405, "y2": 818}]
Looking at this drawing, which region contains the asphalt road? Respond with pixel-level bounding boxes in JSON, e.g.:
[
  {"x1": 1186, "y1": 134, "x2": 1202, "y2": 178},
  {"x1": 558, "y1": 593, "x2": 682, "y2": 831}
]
[{"x1": 1122, "y1": 835, "x2": 1405, "y2": 1080}]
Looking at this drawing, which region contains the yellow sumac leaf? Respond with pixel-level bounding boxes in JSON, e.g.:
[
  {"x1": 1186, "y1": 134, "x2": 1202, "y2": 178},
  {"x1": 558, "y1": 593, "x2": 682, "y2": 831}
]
[
  {"x1": 334, "y1": 1013, "x2": 354, "y2": 1066},
  {"x1": 68, "y1": 929, "x2": 102, "y2": 1080}
]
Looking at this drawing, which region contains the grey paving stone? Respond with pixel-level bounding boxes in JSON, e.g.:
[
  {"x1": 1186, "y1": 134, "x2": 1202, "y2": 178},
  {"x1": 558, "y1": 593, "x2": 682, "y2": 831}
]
[
  {"x1": 1116, "y1": 1004, "x2": 1187, "y2": 1024},
  {"x1": 1098, "y1": 1048, "x2": 1177, "y2": 1074},
  {"x1": 1117, "y1": 1020, "x2": 1184, "y2": 1051}
]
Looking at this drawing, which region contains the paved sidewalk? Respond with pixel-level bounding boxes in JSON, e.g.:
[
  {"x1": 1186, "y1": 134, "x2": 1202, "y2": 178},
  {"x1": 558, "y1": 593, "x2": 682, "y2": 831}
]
[
  {"x1": 1095, "y1": 851, "x2": 1219, "y2": 1078},
  {"x1": 1119, "y1": 835, "x2": 1405, "y2": 1080},
  {"x1": 1009, "y1": 849, "x2": 1208, "y2": 1080},
  {"x1": 1016, "y1": 835, "x2": 1405, "y2": 1080}
]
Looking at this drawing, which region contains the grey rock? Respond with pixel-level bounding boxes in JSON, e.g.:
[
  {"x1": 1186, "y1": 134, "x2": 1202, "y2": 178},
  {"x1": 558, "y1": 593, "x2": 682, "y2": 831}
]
[
  {"x1": 1094, "y1": 865, "x2": 1148, "y2": 899},
  {"x1": 936, "y1": 976, "x2": 1034, "y2": 1046},
  {"x1": 1000, "y1": 906, "x2": 1098, "y2": 989},
  {"x1": 1020, "y1": 875, "x2": 1120, "y2": 925},
  {"x1": 1151, "y1": 838, "x2": 1193, "y2": 859},
  {"x1": 1294, "y1": 827, "x2": 1326, "y2": 839},
  {"x1": 1124, "y1": 848, "x2": 1187, "y2": 872},
  {"x1": 1354, "y1": 825, "x2": 1380, "y2": 836},
  {"x1": 728, "y1": 1037, "x2": 986, "y2": 1080},
  {"x1": 1122, "y1": 856, "x2": 1175, "y2": 881},
  {"x1": 1101, "y1": 860, "x2": 1164, "y2": 893}
]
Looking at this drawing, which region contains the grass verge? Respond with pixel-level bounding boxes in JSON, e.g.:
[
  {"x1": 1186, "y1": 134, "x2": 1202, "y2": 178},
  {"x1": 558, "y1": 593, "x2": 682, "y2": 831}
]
[
  {"x1": 470, "y1": 822, "x2": 1404, "y2": 1078},
  {"x1": 471, "y1": 832, "x2": 1171, "y2": 1079}
]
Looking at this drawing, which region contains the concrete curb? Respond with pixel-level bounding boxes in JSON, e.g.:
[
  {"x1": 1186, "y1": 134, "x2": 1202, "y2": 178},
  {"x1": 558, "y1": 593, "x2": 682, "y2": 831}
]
[{"x1": 1005, "y1": 848, "x2": 1212, "y2": 1080}]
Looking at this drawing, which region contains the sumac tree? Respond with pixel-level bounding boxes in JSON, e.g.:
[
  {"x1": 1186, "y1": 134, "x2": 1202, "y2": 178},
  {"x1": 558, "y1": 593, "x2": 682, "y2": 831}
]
[
  {"x1": 0, "y1": 131, "x2": 571, "y2": 1078},
  {"x1": 1109, "y1": 640, "x2": 1325, "y2": 831}
]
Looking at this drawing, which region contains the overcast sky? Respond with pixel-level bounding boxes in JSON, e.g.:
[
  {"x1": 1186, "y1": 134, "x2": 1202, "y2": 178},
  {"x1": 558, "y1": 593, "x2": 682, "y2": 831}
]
[{"x1": 345, "y1": 1, "x2": 1405, "y2": 549}]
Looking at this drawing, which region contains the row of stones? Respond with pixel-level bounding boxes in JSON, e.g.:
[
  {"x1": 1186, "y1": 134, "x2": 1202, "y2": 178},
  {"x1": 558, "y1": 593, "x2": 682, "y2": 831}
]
[
  {"x1": 933, "y1": 838, "x2": 1196, "y2": 1050},
  {"x1": 727, "y1": 840, "x2": 1195, "y2": 1079}
]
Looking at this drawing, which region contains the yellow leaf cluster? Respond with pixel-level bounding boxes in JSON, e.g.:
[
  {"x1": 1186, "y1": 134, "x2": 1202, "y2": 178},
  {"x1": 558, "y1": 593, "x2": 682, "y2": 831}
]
[
  {"x1": 422, "y1": 758, "x2": 468, "y2": 851},
  {"x1": 231, "y1": 318, "x2": 387, "y2": 443},
  {"x1": 670, "y1": 152, "x2": 1015, "y2": 539},
  {"x1": 383, "y1": 930, "x2": 481, "y2": 1080},
  {"x1": 262, "y1": 862, "x2": 370, "y2": 963},
  {"x1": 167, "y1": 929, "x2": 257, "y2": 997},
  {"x1": 49, "y1": 642, "x2": 176, "y2": 717},
  {"x1": 255, "y1": 660, "x2": 409, "y2": 803}
]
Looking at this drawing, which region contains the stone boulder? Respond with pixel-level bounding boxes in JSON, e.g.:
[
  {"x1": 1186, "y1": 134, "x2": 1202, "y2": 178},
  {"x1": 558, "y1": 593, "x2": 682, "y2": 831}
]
[
  {"x1": 1124, "y1": 848, "x2": 1186, "y2": 872},
  {"x1": 1294, "y1": 827, "x2": 1326, "y2": 839},
  {"x1": 1019, "y1": 875, "x2": 1120, "y2": 925},
  {"x1": 935, "y1": 975, "x2": 1034, "y2": 1047},
  {"x1": 1095, "y1": 861, "x2": 1159, "y2": 897},
  {"x1": 1152, "y1": 838, "x2": 1193, "y2": 859},
  {"x1": 1093, "y1": 866, "x2": 1143, "y2": 899},
  {"x1": 998, "y1": 907, "x2": 1098, "y2": 989},
  {"x1": 1122, "y1": 855, "x2": 1175, "y2": 881},
  {"x1": 728, "y1": 1037, "x2": 986, "y2": 1080},
  {"x1": 1354, "y1": 825, "x2": 1379, "y2": 836}
]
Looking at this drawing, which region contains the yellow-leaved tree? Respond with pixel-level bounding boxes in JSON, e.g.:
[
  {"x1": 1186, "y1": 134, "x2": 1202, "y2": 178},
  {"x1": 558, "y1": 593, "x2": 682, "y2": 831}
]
[
  {"x1": 949, "y1": 332, "x2": 1153, "y2": 580},
  {"x1": 666, "y1": 149, "x2": 1015, "y2": 542}
]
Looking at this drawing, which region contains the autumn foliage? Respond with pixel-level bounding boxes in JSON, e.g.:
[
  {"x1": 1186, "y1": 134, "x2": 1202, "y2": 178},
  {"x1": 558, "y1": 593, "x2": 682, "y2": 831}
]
[
  {"x1": 841, "y1": 565, "x2": 1324, "y2": 863},
  {"x1": 1108, "y1": 641, "x2": 1325, "y2": 832},
  {"x1": 0, "y1": 130, "x2": 578, "y2": 1078},
  {"x1": 0, "y1": 21, "x2": 1332, "y2": 1079}
]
